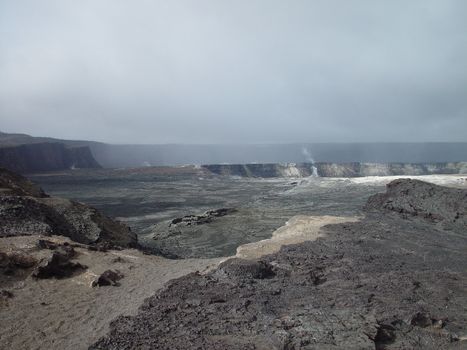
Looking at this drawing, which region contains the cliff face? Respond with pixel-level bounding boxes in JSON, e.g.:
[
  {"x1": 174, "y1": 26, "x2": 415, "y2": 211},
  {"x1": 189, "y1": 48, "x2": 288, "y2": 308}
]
[
  {"x1": 203, "y1": 162, "x2": 467, "y2": 178},
  {"x1": 0, "y1": 143, "x2": 101, "y2": 173},
  {"x1": 202, "y1": 163, "x2": 316, "y2": 178}
]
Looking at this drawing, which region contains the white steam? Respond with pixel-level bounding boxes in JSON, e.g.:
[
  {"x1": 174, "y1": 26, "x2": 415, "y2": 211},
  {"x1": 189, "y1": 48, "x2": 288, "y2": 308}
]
[
  {"x1": 301, "y1": 147, "x2": 319, "y2": 177},
  {"x1": 301, "y1": 147, "x2": 315, "y2": 163}
]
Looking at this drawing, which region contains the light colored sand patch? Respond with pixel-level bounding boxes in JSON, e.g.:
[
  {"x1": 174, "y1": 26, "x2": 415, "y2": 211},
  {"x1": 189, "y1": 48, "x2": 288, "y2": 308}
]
[
  {"x1": 235, "y1": 215, "x2": 359, "y2": 260},
  {"x1": 0, "y1": 235, "x2": 222, "y2": 350}
]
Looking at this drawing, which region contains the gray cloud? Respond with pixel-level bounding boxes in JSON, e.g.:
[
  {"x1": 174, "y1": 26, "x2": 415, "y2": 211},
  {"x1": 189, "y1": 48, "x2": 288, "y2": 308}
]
[{"x1": 1, "y1": 0, "x2": 466, "y2": 143}]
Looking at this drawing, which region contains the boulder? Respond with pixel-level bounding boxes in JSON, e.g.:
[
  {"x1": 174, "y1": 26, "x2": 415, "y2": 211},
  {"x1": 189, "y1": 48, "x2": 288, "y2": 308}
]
[
  {"x1": 32, "y1": 251, "x2": 87, "y2": 279},
  {"x1": 91, "y1": 270, "x2": 124, "y2": 287}
]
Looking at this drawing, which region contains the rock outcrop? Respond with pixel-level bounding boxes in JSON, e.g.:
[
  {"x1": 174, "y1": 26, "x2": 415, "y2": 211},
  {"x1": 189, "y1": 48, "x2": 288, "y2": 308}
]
[
  {"x1": 0, "y1": 167, "x2": 48, "y2": 197},
  {"x1": 146, "y1": 208, "x2": 257, "y2": 259},
  {"x1": 366, "y1": 178, "x2": 467, "y2": 232},
  {"x1": 91, "y1": 179, "x2": 467, "y2": 349},
  {"x1": 0, "y1": 142, "x2": 101, "y2": 173},
  {"x1": 91, "y1": 270, "x2": 124, "y2": 287},
  {"x1": 0, "y1": 168, "x2": 137, "y2": 248},
  {"x1": 32, "y1": 249, "x2": 87, "y2": 279},
  {"x1": 169, "y1": 208, "x2": 237, "y2": 227}
]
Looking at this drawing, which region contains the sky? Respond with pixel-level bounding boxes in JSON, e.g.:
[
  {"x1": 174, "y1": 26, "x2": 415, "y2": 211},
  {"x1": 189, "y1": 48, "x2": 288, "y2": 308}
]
[{"x1": 0, "y1": 0, "x2": 466, "y2": 144}]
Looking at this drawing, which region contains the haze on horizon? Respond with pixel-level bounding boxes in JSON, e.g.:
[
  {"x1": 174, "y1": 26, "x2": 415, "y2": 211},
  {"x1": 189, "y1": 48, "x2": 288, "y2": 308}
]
[{"x1": 1, "y1": 0, "x2": 466, "y2": 145}]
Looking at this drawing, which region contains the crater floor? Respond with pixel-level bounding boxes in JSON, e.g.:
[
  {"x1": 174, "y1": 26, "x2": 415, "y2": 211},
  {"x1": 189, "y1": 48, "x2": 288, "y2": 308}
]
[{"x1": 30, "y1": 170, "x2": 467, "y2": 258}]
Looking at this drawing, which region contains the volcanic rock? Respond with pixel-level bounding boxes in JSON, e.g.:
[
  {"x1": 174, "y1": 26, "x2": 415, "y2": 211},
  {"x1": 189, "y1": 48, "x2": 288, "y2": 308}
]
[
  {"x1": 214, "y1": 258, "x2": 275, "y2": 280},
  {"x1": 0, "y1": 167, "x2": 48, "y2": 197},
  {"x1": 0, "y1": 290, "x2": 13, "y2": 299},
  {"x1": 0, "y1": 289, "x2": 14, "y2": 307},
  {"x1": 91, "y1": 179, "x2": 467, "y2": 349},
  {"x1": 169, "y1": 208, "x2": 237, "y2": 227},
  {"x1": 32, "y1": 250, "x2": 87, "y2": 279},
  {"x1": 91, "y1": 270, "x2": 124, "y2": 287},
  {"x1": 2, "y1": 252, "x2": 37, "y2": 269},
  {"x1": 0, "y1": 168, "x2": 137, "y2": 248},
  {"x1": 366, "y1": 178, "x2": 467, "y2": 231}
]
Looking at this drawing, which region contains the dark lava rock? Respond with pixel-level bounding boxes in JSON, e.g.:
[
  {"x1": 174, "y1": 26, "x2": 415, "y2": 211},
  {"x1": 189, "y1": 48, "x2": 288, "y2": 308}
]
[
  {"x1": 54, "y1": 245, "x2": 76, "y2": 260},
  {"x1": 0, "y1": 251, "x2": 37, "y2": 283},
  {"x1": 0, "y1": 168, "x2": 137, "y2": 248},
  {"x1": 214, "y1": 258, "x2": 275, "y2": 280},
  {"x1": 410, "y1": 312, "x2": 433, "y2": 328},
  {"x1": 111, "y1": 256, "x2": 127, "y2": 263},
  {"x1": 170, "y1": 208, "x2": 237, "y2": 227},
  {"x1": 0, "y1": 167, "x2": 48, "y2": 197},
  {"x1": 37, "y1": 240, "x2": 78, "y2": 262},
  {"x1": 0, "y1": 289, "x2": 14, "y2": 307},
  {"x1": 91, "y1": 180, "x2": 467, "y2": 350},
  {"x1": 41, "y1": 197, "x2": 137, "y2": 248},
  {"x1": 149, "y1": 207, "x2": 264, "y2": 258},
  {"x1": 0, "y1": 289, "x2": 14, "y2": 298},
  {"x1": 3, "y1": 252, "x2": 37, "y2": 268},
  {"x1": 147, "y1": 207, "x2": 282, "y2": 259},
  {"x1": 0, "y1": 195, "x2": 67, "y2": 236},
  {"x1": 32, "y1": 251, "x2": 87, "y2": 279},
  {"x1": 92, "y1": 270, "x2": 124, "y2": 287},
  {"x1": 366, "y1": 178, "x2": 467, "y2": 232},
  {"x1": 374, "y1": 324, "x2": 397, "y2": 348},
  {"x1": 37, "y1": 239, "x2": 59, "y2": 250}
]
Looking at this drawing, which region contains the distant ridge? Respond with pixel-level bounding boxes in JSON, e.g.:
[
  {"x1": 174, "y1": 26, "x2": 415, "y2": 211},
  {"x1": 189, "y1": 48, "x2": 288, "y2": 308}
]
[
  {"x1": 1, "y1": 131, "x2": 467, "y2": 169},
  {"x1": 0, "y1": 132, "x2": 101, "y2": 173},
  {"x1": 0, "y1": 142, "x2": 101, "y2": 173}
]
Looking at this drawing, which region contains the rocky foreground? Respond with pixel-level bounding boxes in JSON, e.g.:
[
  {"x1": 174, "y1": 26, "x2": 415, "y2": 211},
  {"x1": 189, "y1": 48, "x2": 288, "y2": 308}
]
[
  {"x1": 0, "y1": 167, "x2": 137, "y2": 248},
  {"x1": 1, "y1": 168, "x2": 467, "y2": 349},
  {"x1": 0, "y1": 168, "x2": 221, "y2": 349},
  {"x1": 91, "y1": 179, "x2": 467, "y2": 350}
]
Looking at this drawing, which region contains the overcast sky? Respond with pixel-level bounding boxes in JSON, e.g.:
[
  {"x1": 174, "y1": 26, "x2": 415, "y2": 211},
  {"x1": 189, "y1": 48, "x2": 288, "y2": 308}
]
[{"x1": 0, "y1": 0, "x2": 466, "y2": 144}]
